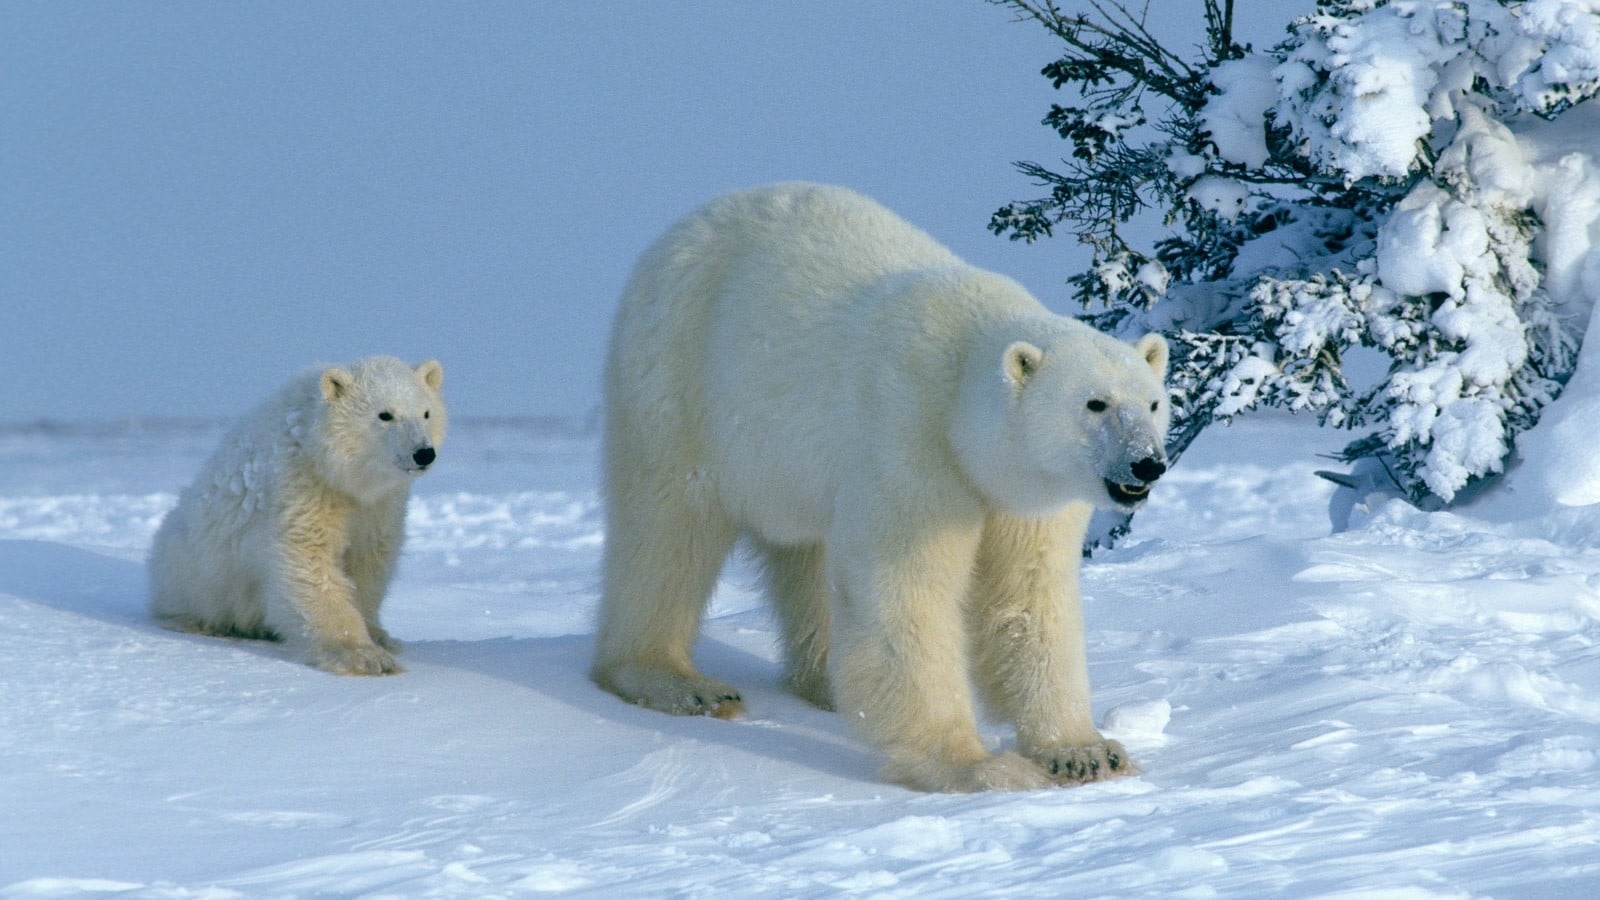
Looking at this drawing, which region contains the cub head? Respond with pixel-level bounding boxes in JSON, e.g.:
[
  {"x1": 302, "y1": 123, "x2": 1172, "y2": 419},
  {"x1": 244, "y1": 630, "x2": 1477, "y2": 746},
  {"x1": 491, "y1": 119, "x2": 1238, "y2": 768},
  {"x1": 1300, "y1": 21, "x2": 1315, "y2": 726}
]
[
  {"x1": 319, "y1": 356, "x2": 448, "y2": 494},
  {"x1": 953, "y1": 322, "x2": 1170, "y2": 517}
]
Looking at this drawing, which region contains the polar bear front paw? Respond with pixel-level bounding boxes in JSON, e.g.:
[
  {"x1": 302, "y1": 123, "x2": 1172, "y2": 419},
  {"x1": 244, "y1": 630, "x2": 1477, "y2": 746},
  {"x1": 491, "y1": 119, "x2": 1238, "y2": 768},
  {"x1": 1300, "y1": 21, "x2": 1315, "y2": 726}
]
[
  {"x1": 311, "y1": 641, "x2": 403, "y2": 676},
  {"x1": 1036, "y1": 739, "x2": 1138, "y2": 785},
  {"x1": 596, "y1": 663, "x2": 745, "y2": 719}
]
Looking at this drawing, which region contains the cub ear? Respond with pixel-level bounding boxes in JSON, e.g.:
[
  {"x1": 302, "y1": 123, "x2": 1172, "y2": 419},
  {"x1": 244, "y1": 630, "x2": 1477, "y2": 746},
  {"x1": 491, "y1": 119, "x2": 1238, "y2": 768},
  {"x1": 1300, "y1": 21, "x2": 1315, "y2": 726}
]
[
  {"x1": 416, "y1": 359, "x2": 444, "y2": 392},
  {"x1": 1136, "y1": 333, "x2": 1169, "y2": 377},
  {"x1": 1002, "y1": 341, "x2": 1044, "y2": 387},
  {"x1": 320, "y1": 367, "x2": 353, "y2": 402}
]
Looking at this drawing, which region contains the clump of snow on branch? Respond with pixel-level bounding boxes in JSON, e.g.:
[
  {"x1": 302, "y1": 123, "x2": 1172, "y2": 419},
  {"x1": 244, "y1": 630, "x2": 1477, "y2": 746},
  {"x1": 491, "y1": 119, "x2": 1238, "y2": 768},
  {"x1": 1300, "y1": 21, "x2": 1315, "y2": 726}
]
[{"x1": 992, "y1": 0, "x2": 1600, "y2": 517}]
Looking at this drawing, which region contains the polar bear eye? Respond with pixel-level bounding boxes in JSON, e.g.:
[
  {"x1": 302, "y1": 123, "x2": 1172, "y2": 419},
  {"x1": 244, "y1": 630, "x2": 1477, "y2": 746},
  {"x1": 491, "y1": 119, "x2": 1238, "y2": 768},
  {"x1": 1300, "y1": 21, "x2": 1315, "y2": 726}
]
[
  {"x1": 423, "y1": 410, "x2": 430, "y2": 419},
  {"x1": 1087, "y1": 399, "x2": 1108, "y2": 413},
  {"x1": 1151, "y1": 401, "x2": 1160, "y2": 412},
  {"x1": 378, "y1": 411, "x2": 394, "y2": 422}
]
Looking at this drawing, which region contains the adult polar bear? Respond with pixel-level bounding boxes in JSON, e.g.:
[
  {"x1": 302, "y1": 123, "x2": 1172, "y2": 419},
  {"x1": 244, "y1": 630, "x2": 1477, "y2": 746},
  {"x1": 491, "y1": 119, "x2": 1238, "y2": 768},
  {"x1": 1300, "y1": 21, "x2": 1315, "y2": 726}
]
[{"x1": 595, "y1": 183, "x2": 1170, "y2": 792}]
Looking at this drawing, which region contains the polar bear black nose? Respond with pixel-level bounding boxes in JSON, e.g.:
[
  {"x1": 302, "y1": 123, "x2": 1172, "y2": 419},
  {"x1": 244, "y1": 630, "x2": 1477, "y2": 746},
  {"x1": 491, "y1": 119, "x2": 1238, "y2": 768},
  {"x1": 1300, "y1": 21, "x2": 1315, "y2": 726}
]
[
  {"x1": 1131, "y1": 456, "x2": 1166, "y2": 483},
  {"x1": 413, "y1": 447, "x2": 436, "y2": 468}
]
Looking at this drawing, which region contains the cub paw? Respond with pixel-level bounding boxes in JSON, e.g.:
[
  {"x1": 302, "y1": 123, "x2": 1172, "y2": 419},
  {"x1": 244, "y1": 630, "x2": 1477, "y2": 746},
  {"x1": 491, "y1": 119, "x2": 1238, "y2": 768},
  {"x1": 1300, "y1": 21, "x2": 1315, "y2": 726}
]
[
  {"x1": 312, "y1": 642, "x2": 402, "y2": 676},
  {"x1": 1036, "y1": 739, "x2": 1138, "y2": 785}
]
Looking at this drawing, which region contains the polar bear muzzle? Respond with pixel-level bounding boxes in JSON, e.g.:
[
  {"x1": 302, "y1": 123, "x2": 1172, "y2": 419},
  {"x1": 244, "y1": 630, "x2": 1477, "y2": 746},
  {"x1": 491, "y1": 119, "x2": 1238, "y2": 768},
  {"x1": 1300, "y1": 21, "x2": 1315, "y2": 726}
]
[
  {"x1": 1131, "y1": 456, "x2": 1167, "y2": 483},
  {"x1": 396, "y1": 442, "x2": 437, "y2": 474},
  {"x1": 1104, "y1": 455, "x2": 1167, "y2": 506}
]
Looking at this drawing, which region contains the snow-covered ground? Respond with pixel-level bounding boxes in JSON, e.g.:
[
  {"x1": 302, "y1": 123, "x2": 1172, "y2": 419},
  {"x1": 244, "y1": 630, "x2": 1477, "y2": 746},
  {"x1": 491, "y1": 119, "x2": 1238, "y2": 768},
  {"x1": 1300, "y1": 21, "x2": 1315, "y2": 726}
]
[{"x1": 3, "y1": 414, "x2": 1598, "y2": 897}]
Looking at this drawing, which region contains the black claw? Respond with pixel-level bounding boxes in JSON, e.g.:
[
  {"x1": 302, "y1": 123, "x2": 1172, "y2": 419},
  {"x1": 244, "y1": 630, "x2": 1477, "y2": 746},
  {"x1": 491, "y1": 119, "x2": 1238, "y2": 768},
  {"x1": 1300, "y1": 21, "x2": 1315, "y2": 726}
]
[{"x1": 692, "y1": 691, "x2": 741, "y2": 711}]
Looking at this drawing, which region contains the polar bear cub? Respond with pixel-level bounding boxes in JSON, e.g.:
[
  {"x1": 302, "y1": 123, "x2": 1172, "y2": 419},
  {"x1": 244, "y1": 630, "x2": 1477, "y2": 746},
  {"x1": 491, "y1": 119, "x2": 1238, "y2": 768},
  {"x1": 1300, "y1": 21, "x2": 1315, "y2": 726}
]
[
  {"x1": 594, "y1": 183, "x2": 1170, "y2": 792},
  {"x1": 149, "y1": 356, "x2": 446, "y2": 675}
]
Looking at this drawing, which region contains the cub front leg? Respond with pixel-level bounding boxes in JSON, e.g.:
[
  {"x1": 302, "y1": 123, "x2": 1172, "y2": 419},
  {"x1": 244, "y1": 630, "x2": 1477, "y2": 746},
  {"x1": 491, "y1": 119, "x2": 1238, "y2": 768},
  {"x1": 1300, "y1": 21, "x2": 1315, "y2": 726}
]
[
  {"x1": 970, "y1": 510, "x2": 1136, "y2": 785},
  {"x1": 268, "y1": 488, "x2": 399, "y2": 675},
  {"x1": 345, "y1": 496, "x2": 407, "y2": 654}
]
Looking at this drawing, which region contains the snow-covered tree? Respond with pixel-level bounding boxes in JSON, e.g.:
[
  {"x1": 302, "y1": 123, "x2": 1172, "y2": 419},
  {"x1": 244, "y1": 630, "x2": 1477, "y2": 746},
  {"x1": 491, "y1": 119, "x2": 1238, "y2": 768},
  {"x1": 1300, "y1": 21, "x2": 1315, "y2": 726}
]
[{"x1": 992, "y1": 0, "x2": 1600, "y2": 525}]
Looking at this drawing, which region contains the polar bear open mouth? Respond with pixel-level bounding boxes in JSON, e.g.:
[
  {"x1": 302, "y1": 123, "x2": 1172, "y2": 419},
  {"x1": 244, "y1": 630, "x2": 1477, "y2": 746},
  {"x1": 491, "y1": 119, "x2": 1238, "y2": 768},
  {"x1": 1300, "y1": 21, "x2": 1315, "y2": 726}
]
[{"x1": 1105, "y1": 479, "x2": 1150, "y2": 505}]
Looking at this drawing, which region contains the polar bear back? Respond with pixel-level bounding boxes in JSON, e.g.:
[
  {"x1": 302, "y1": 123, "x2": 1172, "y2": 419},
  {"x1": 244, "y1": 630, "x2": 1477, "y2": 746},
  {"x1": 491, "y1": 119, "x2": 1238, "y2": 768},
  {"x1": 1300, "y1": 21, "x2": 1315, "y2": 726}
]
[
  {"x1": 607, "y1": 182, "x2": 1052, "y2": 545},
  {"x1": 171, "y1": 371, "x2": 321, "y2": 542}
]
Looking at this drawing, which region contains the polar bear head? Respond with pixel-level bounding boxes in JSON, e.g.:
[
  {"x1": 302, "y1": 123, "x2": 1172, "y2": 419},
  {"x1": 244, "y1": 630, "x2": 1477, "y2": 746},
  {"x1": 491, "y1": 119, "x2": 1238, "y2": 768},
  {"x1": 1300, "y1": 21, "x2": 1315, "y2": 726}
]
[
  {"x1": 317, "y1": 356, "x2": 448, "y2": 498},
  {"x1": 953, "y1": 320, "x2": 1170, "y2": 517}
]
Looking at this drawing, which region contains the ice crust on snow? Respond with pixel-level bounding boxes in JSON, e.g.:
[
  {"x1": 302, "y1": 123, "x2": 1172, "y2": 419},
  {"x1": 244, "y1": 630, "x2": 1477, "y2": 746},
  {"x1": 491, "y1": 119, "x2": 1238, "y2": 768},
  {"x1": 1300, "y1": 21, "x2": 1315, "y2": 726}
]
[{"x1": 1102, "y1": 699, "x2": 1172, "y2": 743}]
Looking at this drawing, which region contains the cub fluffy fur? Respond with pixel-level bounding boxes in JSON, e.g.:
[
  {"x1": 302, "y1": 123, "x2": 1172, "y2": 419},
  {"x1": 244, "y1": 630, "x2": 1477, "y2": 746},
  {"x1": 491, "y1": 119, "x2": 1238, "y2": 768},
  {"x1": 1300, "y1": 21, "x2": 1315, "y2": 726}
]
[
  {"x1": 149, "y1": 356, "x2": 446, "y2": 675},
  {"x1": 594, "y1": 183, "x2": 1170, "y2": 792}
]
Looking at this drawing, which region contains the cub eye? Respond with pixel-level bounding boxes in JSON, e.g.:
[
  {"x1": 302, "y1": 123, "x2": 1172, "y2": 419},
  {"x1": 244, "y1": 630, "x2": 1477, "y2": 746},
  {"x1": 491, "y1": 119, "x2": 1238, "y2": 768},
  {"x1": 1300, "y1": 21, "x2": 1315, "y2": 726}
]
[
  {"x1": 1150, "y1": 400, "x2": 1160, "y2": 412},
  {"x1": 423, "y1": 410, "x2": 430, "y2": 419},
  {"x1": 1087, "y1": 399, "x2": 1108, "y2": 413},
  {"x1": 378, "y1": 411, "x2": 394, "y2": 422}
]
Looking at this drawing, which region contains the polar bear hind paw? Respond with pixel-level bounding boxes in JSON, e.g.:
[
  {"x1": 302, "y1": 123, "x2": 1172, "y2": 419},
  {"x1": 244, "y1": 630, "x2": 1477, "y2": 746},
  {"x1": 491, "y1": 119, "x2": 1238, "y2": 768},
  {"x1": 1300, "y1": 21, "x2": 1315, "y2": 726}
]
[
  {"x1": 785, "y1": 669, "x2": 835, "y2": 711},
  {"x1": 1037, "y1": 739, "x2": 1139, "y2": 785},
  {"x1": 886, "y1": 751, "x2": 1054, "y2": 793},
  {"x1": 367, "y1": 624, "x2": 404, "y2": 653},
  {"x1": 312, "y1": 642, "x2": 403, "y2": 676}
]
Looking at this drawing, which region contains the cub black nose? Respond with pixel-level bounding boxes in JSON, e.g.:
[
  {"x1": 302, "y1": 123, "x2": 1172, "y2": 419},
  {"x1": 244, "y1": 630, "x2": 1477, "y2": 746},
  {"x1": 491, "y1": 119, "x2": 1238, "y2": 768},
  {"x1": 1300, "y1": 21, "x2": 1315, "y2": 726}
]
[
  {"x1": 1131, "y1": 456, "x2": 1166, "y2": 483},
  {"x1": 413, "y1": 447, "x2": 436, "y2": 468}
]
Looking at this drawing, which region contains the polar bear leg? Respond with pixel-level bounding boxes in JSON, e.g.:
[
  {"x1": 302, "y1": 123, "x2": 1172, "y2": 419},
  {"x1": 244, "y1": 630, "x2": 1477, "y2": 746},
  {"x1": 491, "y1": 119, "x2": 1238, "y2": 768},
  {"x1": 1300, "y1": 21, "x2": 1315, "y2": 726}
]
[
  {"x1": 264, "y1": 563, "x2": 399, "y2": 676},
  {"x1": 150, "y1": 508, "x2": 276, "y2": 639},
  {"x1": 593, "y1": 460, "x2": 743, "y2": 718},
  {"x1": 831, "y1": 522, "x2": 1051, "y2": 792},
  {"x1": 345, "y1": 500, "x2": 406, "y2": 653},
  {"x1": 267, "y1": 491, "x2": 399, "y2": 676},
  {"x1": 148, "y1": 517, "x2": 209, "y2": 630},
  {"x1": 969, "y1": 511, "x2": 1137, "y2": 784},
  {"x1": 756, "y1": 540, "x2": 833, "y2": 709}
]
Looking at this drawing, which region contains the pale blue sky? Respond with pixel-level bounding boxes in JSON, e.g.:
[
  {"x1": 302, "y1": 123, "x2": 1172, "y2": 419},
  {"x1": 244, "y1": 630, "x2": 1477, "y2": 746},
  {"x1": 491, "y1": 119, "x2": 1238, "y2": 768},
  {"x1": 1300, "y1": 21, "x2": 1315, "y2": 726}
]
[{"x1": 1, "y1": 2, "x2": 1224, "y2": 423}]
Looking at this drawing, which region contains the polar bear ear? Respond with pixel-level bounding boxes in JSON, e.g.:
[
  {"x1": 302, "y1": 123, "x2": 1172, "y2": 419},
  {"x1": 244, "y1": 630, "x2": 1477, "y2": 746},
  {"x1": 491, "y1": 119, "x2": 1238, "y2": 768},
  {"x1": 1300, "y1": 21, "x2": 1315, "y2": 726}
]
[
  {"x1": 1002, "y1": 341, "x2": 1044, "y2": 388},
  {"x1": 416, "y1": 359, "x2": 444, "y2": 392},
  {"x1": 320, "y1": 367, "x2": 354, "y2": 402},
  {"x1": 1136, "y1": 333, "x2": 1169, "y2": 377}
]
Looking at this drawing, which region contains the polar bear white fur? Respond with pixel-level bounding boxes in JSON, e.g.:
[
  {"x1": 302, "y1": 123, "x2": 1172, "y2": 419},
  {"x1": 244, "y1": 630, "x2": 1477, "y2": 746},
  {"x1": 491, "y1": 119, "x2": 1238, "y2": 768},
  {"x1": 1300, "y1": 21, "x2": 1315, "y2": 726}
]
[
  {"x1": 593, "y1": 183, "x2": 1171, "y2": 792},
  {"x1": 149, "y1": 356, "x2": 446, "y2": 675}
]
